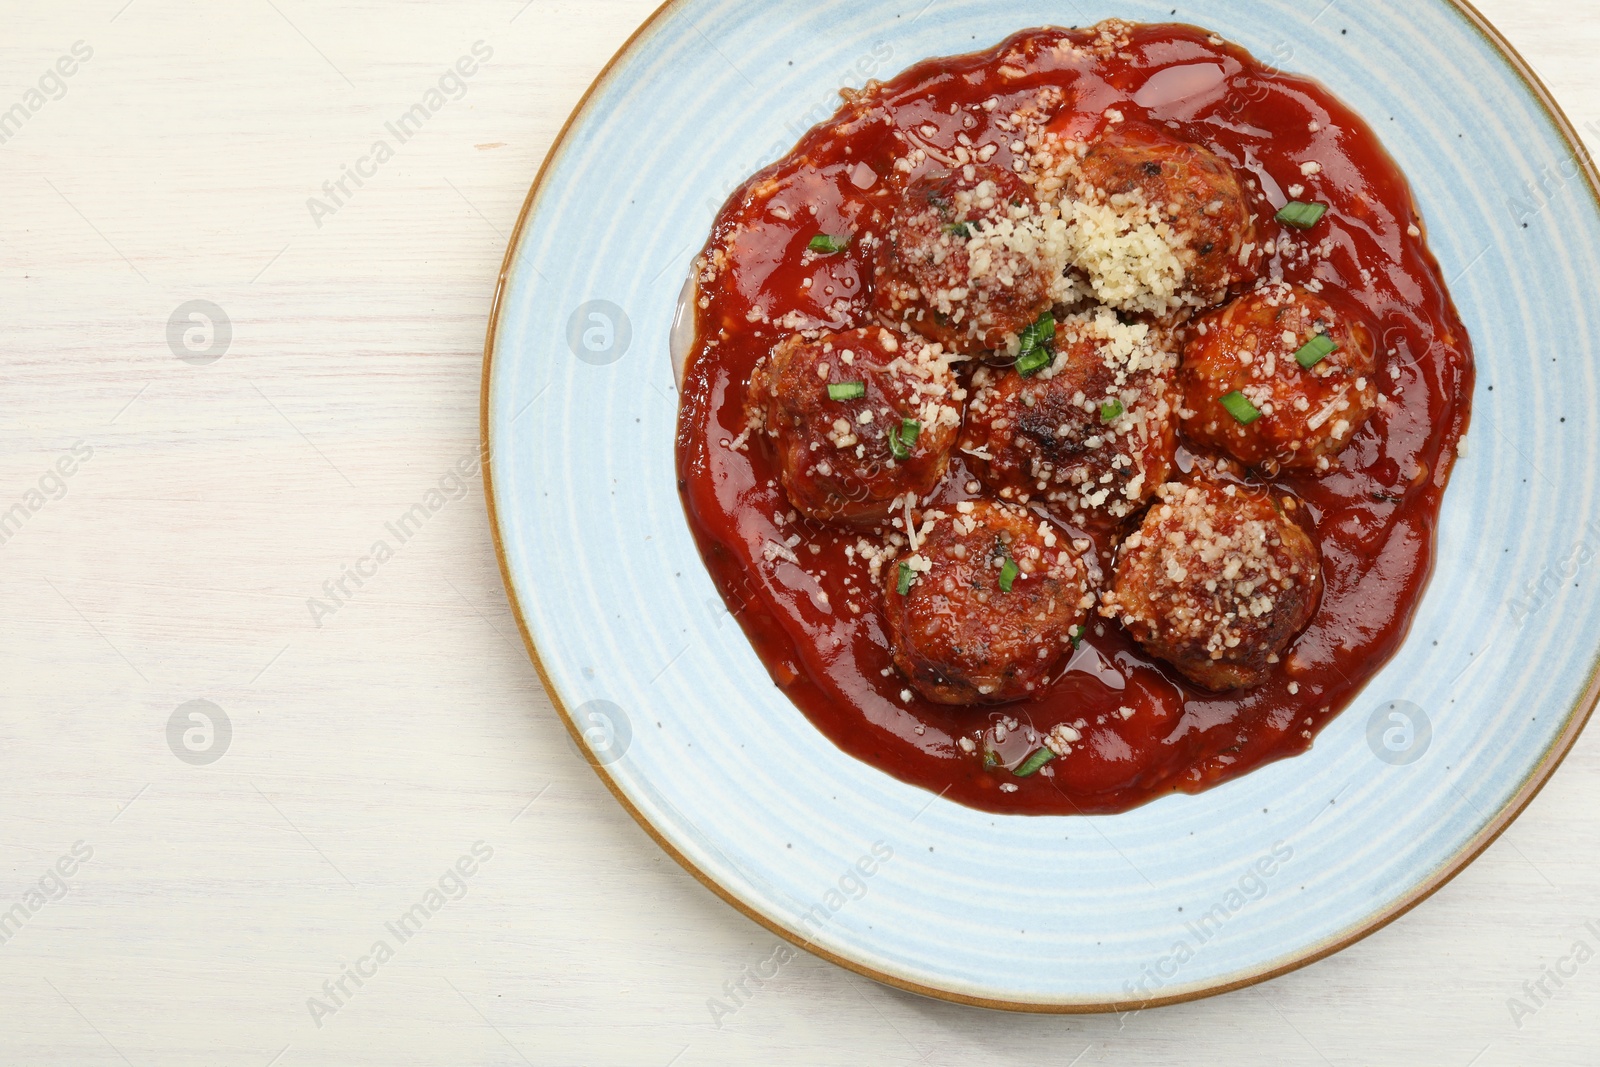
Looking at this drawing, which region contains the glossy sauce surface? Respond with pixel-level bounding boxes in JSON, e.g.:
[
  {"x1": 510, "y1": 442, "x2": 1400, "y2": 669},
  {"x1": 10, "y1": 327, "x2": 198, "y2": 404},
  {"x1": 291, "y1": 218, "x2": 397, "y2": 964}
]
[{"x1": 675, "y1": 24, "x2": 1473, "y2": 815}]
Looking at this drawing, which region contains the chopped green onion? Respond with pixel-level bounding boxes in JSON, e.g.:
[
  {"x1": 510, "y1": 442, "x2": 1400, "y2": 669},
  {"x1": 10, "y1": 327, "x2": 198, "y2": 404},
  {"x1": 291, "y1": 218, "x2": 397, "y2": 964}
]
[
  {"x1": 887, "y1": 419, "x2": 922, "y2": 460},
  {"x1": 1015, "y1": 311, "x2": 1056, "y2": 377},
  {"x1": 943, "y1": 221, "x2": 975, "y2": 238},
  {"x1": 897, "y1": 562, "x2": 915, "y2": 596},
  {"x1": 827, "y1": 381, "x2": 866, "y2": 402},
  {"x1": 999, "y1": 555, "x2": 1020, "y2": 593},
  {"x1": 1014, "y1": 348, "x2": 1052, "y2": 377},
  {"x1": 1294, "y1": 333, "x2": 1338, "y2": 370},
  {"x1": 1016, "y1": 350, "x2": 1052, "y2": 376},
  {"x1": 808, "y1": 234, "x2": 850, "y2": 253},
  {"x1": 1016, "y1": 312, "x2": 1055, "y2": 354},
  {"x1": 1070, "y1": 625, "x2": 1084, "y2": 651},
  {"x1": 1220, "y1": 391, "x2": 1263, "y2": 425},
  {"x1": 982, "y1": 750, "x2": 999, "y2": 769},
  {"x1": 1013, "y1": 747, "x2": 1055, "y2": 778},
  {"x1": 1276, "y1": 201, "x2": 1329, "y2": 229},
  {"x1": 1100, "y1": 399, "x2": 1125, "y2": 423}
]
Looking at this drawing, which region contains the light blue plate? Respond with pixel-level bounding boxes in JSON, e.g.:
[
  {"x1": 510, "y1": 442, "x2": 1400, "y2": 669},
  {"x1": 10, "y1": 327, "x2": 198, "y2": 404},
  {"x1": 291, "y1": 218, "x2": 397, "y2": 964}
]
[{"x1": 484, "y1": 0, "x2": 1600, "y2": 1010}]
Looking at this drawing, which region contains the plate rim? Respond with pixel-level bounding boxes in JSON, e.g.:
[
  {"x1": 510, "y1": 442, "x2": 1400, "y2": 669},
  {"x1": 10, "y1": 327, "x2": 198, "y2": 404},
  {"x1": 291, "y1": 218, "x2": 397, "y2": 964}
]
[{"x1": 479, "y1": 0, "x2": 1600, "y2": 1013}]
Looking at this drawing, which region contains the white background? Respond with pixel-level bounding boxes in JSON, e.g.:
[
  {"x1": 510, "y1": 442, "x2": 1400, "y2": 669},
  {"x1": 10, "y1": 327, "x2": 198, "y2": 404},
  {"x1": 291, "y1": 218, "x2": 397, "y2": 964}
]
[{"x1": 1, "y1": 0, "x2": 1597, "y2": 1064}]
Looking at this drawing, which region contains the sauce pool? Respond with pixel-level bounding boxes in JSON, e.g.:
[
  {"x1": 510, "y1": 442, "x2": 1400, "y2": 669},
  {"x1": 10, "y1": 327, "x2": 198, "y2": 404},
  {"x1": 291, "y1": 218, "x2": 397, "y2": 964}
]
[{"x1": 675, "y1": 23, "x2": 1474, "y2": 816}]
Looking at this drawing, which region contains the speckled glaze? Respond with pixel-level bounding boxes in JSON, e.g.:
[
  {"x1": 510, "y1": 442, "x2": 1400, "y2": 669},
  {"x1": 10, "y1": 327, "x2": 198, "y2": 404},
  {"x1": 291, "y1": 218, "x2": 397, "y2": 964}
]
[{"x1": 483, "y1": 0, "x2": 1600, "y2": 1010}]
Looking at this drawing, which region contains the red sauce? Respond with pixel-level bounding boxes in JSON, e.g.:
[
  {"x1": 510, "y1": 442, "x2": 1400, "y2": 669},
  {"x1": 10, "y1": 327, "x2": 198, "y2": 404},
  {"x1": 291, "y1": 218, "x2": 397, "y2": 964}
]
[{"x1": 675, "y1": 23, "x2": 1473, "y2": 815}]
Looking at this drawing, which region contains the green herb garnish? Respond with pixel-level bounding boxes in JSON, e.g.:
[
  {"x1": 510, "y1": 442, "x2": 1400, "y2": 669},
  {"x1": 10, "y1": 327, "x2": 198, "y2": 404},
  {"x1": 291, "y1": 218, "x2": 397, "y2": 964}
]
[
  {"x1": 897, "y1": 562, "x2": 915, "y2": 596},
  {"x1": 1015, "y1": 349, "x2": 1052, "y2": 377},
  {"x1": 1294, "y1": 334, "x2": 1338, "y2": 370},
  {"x1": 1276, "y1": 201, "x2": 1329, "y2": 229},
  {"x1": 1220, "y1": 391, "x2": 1263, "y2": 425},
  {"x1": 1100, "y1": 399, "x2": 1125, "y2": 423},
  {"x1": 1014, "y1": 312, "x2": 1057, "y2": 378},
  {"x1": 943, "y1": 221, "x2": 975, "y2": 238},
  {"x1": 1017, "y1": 312, "x2": 1055, "y2": 353},
  {"x1": 1013, "y1": 747, "x2": 1055, "y2": 777},
  {"x1": 809, "y1": 234, "x2": 850, "y2": 254},
  {"x1": 999, "y1": 555, "x2": 1020, "y2": 593},
  {"x1": 827, "y1": 382, "x2": 866, "y2": 402},
  {"x1": 887, "y1": 419, "x2": 922, "y2": 460}
]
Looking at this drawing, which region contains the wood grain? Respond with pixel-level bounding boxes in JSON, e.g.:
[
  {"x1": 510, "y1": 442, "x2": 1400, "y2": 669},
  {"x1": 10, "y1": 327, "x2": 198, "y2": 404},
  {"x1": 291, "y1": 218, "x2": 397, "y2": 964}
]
[{"x1": 0, "y1": 0, "x2": 1596, "y2": 1063}]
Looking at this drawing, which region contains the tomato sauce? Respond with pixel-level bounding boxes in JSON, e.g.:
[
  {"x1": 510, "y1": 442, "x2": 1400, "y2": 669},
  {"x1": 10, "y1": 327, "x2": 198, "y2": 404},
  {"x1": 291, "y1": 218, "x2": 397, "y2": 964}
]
[{"x1": 675, "y1": 23, "x2": 1474, "y2": 815}]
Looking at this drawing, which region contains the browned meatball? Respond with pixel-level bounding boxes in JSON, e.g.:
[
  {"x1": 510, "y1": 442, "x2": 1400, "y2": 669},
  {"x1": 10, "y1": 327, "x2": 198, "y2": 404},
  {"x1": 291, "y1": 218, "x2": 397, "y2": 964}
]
[
  {"x1": 749, "y1": 327, "x2": 962, "y2": 526},
  {"x1": 885, "y1": 500, "x2": 1091, "y2": 705},
  {"x1": 873, "y1": 165, "x2": 1072, "y2": 354},
  {"x1": 959, "y1": 308, "x2": 1179, "y2": 530},
  {"x1": 1100, "y1": 479, "x2": 1322, "y2": 692},
  {"x1": 1067, "y1": 124, "x2": 1257, "y2": 313},
  {"x1": 1180, "y1": 283, "x2": 1379, "y2": 475}
]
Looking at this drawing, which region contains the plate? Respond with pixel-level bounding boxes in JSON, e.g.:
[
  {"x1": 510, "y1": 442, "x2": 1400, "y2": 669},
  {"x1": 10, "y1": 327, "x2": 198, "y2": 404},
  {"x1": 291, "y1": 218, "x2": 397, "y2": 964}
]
[{"x1": 483, "y1": 0, "x2": 1600, "y2": 1010}]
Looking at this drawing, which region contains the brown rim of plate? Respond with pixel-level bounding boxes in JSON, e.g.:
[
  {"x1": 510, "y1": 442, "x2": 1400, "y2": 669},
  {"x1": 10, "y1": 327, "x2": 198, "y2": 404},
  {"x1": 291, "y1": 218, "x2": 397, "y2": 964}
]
[{"x1": 478, "y1": 0, "x2": 1600, "y2": 1014}]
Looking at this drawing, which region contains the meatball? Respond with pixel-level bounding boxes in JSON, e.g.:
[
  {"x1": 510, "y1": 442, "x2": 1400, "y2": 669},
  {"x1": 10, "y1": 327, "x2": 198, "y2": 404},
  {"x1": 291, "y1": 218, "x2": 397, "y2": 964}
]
[
  {"x1": 1065, "y1": 125, "x2": 1257, "y2": 313},
  {"x1": 1100, "y1": 479, "x2": 1322, "y2": 692},
  {"x1": 1179, "y1": 283, "x2": 1379, "y2": 474},
  {"x1": 873, "y1": 165, "x2": 1074, "y2": 354},
  {"x1": 749, "y1": 327, "x2": 962, "y2": 526},
  {"x1": 960, "y1": 307, "x2": 1179, "y2": 530},
  {"x1": 885, "y1": 500, "x2": 1091, "y2": 705}
]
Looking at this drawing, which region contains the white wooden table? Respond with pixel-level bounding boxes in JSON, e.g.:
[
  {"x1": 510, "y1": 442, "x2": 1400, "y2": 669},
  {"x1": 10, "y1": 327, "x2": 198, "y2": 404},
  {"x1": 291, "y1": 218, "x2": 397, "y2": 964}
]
[{"x1": 1, "y1": 1, "x2": 1596, "y2": 1063}]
